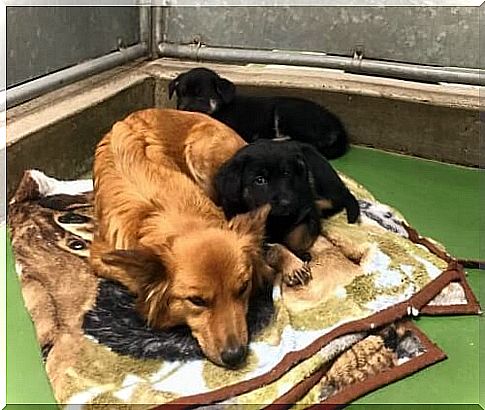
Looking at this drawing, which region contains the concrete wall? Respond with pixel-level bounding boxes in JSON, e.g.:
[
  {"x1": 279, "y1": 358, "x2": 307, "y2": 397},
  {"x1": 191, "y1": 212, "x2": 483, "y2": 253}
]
[
  {"x1": 6, "y1": 6, "x2": 141, "y2": 88},
  {"x1": 163, "y1": 6, "x2": 484, "y2": 69}
]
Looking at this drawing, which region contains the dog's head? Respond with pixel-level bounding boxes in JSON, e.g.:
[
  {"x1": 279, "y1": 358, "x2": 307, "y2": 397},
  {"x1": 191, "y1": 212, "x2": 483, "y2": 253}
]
[
  {"x1": 100, "y1": 205, "x2": 272, "y2": 368},
  {"x1": 214, "y1": 140, "x2": 316, "y2": 220},
  {"x1": 168, "y1": 67, "x2": 236, "y2": 114}
]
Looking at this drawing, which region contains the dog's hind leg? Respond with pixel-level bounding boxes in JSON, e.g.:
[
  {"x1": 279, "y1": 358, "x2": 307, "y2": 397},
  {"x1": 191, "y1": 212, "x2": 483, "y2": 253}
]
[{"x1": 284, "y1": 216, "x2": 321, "y2": 260}]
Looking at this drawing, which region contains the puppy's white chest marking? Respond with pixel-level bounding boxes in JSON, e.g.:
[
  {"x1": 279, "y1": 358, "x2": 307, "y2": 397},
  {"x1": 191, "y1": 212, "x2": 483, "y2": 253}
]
[
  {"x1": 273, "y1": 111, "x2": 291, "y2": 142},
  {"x1": 272, "y1": 136, "x2": 291, "y2": 142},
  {"x1": 209, "y1": 99, "x2": 218, "y2": 114}
]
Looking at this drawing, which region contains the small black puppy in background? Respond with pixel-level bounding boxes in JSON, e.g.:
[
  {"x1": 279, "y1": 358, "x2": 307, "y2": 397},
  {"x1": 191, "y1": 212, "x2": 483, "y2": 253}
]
[
  {"x1": 168, "y1": 67, "x2": 349, "y2": 159},
  {"x1": 214, "y1": 139, "x2": 360, "y2": 269}
]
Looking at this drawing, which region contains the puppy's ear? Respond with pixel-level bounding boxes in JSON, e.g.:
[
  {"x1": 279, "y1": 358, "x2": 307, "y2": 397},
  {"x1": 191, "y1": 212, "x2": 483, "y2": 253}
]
[
  {"x1": 228, "y1": 203, "x2": 270, "y2": 240},
  {"x1": 299, "y1": 142, "x2": 340, "y2": 194},
  {"x1": 168, "y1": 73, "x2": 185, "y2": 99},
  {"x1": 214, "y1": 154, "x2": 248, "y2": 218},
  {"x1": 101, "y1": 249, "x2": 171, "y2": 327},
  {"x1": 215, "y1": 77, "x2": 236, "y2": 104},
  {"x1": 300, "y1": 143, "x2": 360, "y2": 224}
]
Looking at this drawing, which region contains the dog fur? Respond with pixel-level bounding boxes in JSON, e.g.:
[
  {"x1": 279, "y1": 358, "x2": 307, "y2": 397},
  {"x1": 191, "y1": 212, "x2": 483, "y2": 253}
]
[
  {"x1": 90, "y1": 108, "x2": 275, "y2": 368},
  {"x1": 168, "y1": 67, "x2": 349, "y2": 159},
  {"x1": 214, "y1": 139, "x2": 361, "y2": 282}
]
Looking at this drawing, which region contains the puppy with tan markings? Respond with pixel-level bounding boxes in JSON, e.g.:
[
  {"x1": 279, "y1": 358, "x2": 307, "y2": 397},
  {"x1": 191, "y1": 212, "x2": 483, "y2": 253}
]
[
  {"x1": 169, "y1": 67, "x2": 349, "y2": 159},
  {"x1": 90, "y1": 108, "x2": 274, "y2": 368},
  {"x1": 215, "y1": 139, "x2": 360, "y2": 285}
]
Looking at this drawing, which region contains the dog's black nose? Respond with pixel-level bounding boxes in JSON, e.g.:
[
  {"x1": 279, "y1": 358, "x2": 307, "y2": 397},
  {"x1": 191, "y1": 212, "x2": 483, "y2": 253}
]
[
  {"x1": 274, "y1": 198, "x2": 291, "y2": 215},
  {"x1": 221, "y1": 345, "x2": 247, "y2": 368}
]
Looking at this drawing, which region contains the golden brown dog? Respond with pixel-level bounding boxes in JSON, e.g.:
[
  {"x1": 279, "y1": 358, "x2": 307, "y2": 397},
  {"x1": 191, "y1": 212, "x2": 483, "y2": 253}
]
[
  {"x1": 130, "y1": 108, "x2": 313, "y2": 286},
  {"x1": 90, "y1": 108, "x2": 274, "y2": 368}
]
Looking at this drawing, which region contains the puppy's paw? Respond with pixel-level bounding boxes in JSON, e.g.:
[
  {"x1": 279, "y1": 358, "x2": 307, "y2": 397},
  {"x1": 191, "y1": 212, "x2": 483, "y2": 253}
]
[
  {"x1": 264, "y1": 243, "x2": 312, "y2": 287},
  {"x1": 296, "y1": 251, "x2": 312, "y2": 263},
  {"x1": 282, "y1": 259, "x2": 312, "y2": 287}
]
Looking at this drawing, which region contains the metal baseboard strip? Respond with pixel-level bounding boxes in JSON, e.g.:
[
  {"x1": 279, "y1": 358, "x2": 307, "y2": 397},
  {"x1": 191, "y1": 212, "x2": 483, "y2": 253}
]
[
  {"x1": 158, "y1": 43, "x2": 484, "y2": 87},
  {"x1": 6, "y1": 43, "x2": 148, "y2": 109}
]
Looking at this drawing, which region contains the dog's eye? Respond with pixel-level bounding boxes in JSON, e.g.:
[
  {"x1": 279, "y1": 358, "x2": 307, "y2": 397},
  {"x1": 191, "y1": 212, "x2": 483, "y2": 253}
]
[
  {"x1": 237, "y1": 281, "x2": 250, "y2": 297},
  {"x1": 282, "y1": 170, "x2": 290, "y2": 177},
  {"x1": 253, "y1": 176, "x2": 267, "y2": 186},
  {"x1": 188, "y1": 296, "x2": 209, "y2": 307}
]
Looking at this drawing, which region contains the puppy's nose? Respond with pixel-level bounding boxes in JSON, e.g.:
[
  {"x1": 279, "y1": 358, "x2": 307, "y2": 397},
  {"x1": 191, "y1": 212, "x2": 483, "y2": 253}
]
[
  {"x1": 221, "y1": 345, "x2": 248, "y2": 368},
  {"x1": 276, "y1": 199, "x2": 292, "y2": 215}
]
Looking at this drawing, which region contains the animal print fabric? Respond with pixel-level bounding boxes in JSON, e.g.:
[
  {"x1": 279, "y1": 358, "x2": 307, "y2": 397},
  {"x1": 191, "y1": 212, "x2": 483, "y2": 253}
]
[{"x1": 8, "y1": 170, "x2": 477, "y2": 408}]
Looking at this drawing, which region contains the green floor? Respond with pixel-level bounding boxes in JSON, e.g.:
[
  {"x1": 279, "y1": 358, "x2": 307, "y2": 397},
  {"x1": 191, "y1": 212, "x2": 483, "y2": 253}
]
[{"x1": 6, "y1": 146, "x2": 484, "y2": 408}]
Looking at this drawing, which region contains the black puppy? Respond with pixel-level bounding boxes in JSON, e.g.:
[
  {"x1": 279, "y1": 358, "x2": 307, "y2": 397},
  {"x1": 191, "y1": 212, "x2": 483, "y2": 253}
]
[
  {"x1": 214, "y1": 140, "x2": 360, "y2": 282},
  {"x1": 168, "y1": 67, "x2": 349, "y2": 159}
]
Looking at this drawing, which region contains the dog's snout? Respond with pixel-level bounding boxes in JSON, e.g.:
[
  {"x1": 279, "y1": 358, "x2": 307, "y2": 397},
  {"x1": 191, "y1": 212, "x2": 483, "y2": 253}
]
[
  {"x1": 221, "y1": 345, "x2": 248, "y2": 368},
  {"x1": 272, "y1": 198, "x2": 291, "y2": 215}
]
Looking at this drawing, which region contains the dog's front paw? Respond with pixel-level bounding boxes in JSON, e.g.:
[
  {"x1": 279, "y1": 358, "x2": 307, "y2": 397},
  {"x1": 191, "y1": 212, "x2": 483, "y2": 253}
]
[
  {"x1": 282, "y1": 259, "x2": 312, "y2": 287},
  {"x1": 264, "y1": 243, "x2": 313, "y2": 287}
]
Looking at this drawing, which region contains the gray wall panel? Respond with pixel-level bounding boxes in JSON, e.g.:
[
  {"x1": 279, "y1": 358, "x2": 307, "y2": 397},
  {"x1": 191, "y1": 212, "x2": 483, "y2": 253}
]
[
  {"x1": 7, "y1": 6, "x2": 140, "y2": 87},
  {"x1": 164, "y1": 6, "x2": 483, "y2": 69}
]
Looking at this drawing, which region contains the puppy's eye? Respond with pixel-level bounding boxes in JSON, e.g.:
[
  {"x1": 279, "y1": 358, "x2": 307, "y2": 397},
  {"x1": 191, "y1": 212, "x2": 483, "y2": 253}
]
[
  {"x1": 188, "y1": 296, "x2": 209, "y2": 307},
  {"x1": 237, "y1": 281, "x2": 250, "y2": 297},
  {"x1": 253, "y1": 176, "x2": 267, "y2": 186},
  {"x1": 282, "y1": 170, "x2": 290, "y2": 177}
]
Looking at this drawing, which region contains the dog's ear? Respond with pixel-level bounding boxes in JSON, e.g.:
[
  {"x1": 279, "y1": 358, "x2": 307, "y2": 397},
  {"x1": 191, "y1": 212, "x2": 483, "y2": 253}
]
[
  {"x1": 168, "y1": 72, "x2": 185, "y2": 99},
  {"x1": 101, "y1": 249, "x2": 171, "y2": 327},
  {"x1": 298, "y1": 143, "x2": 330, "y2": 178},
  {"x1": 299, "y1": 143, "x2": 360, "y2": 224},
  {"x1": 229, "y1": 204, "x2": 270, "y2": 240},
  {"x1": 214, "y1": 154, "x2": 248, "y2": 218},
  {"x1": 230, "y1": 204, "x2": 273, "y2": 290},
  {"x1": 215, "y1": 77, "x2": 236, "y2": 104},
  {"x1": 300, "y1": 142, "x2": 344, "y2": 195}
]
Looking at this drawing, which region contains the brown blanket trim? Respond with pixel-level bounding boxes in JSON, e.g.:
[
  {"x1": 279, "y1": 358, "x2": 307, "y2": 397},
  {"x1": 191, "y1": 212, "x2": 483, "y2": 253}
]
[
  {"x1": 403, "y1": 224, "x2": 455, "y2": 263},
  {"x1": 163, "y1": 267, "x2": 461, "y2": 408},
  {"x1": 268, "y1": 363, "x2": 330, "y2": 409},
  {"x1": 420, "y1": 272, "x2": 481, "y2": 316},
  {"x1": 403, "y1": 224, "x2": 481, "y2": 315},
  {"x1": 304, "y1": 321, "x2": 446, "y2": 409},
  {"x1": 404, "y1": 224, "x2": 484, "y2": 272}
]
